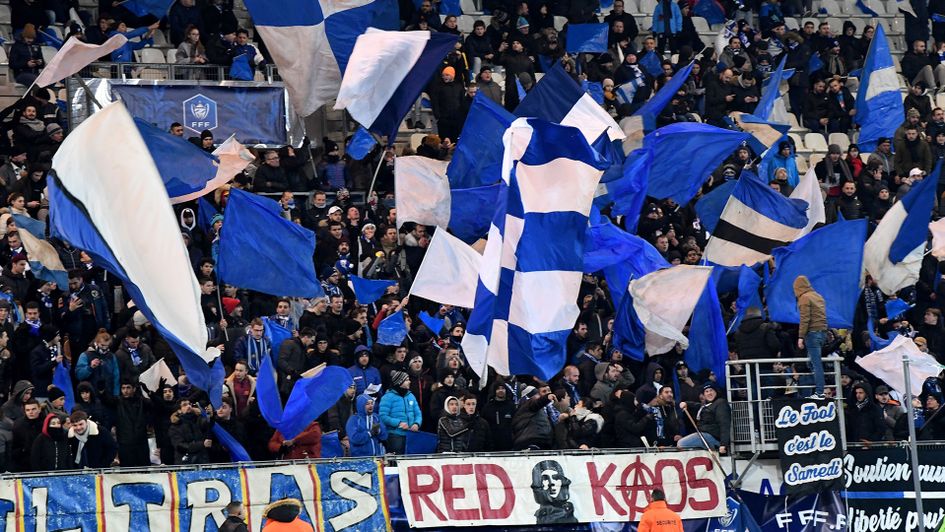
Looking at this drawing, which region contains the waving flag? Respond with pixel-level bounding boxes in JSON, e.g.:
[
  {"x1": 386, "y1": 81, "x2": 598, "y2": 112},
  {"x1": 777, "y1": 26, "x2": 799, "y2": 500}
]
[
  {"x1": 217, "y1": 188, "x2": 322, "y2": 297},
  {"x1": 864, "y1": 165, "x2": 939, "y2": 294},
  {"x1": 855, "y1": 25, "x2": 903, "y2": 152},
  {"x1": 566, "y1": 24, "x2": 609, "y2": 53},
  {"x1": 346, "y1": 126, "x2": 377, "y2": 160},
  {"x1": 197, "y1": 197, "x2": 218, "y2": 232},
  {"x1": 257, "y1": 357, "x2": 354, "y2": 439},
  {"x1": 377, "y1": 310, "x2": 408, "y2": 345},
  {"x1": 703, "y1": 171, "x2": 809, "y2": 266},
  {"x1": 631, "y1": 265, "x2": 713, "y2": 355},
  {"x1": 462, "y1": 118, "x2": 607, "y2": 381},
  {"x1": 855, "y1": 0, "x2": 881, "y2": 16},
  {"x1": 859, "y1": 336, "x2": 944, "y2": 396},
  {"x1": 336, "y1": 29, "x2": 458, "y2": 139},
  {"x1": 730, "y1": 264, "x2": 763, "y2": 330},
  {"x1": 123, "y1": 0, "x2": 174, "y2": 16},
  {"x1": 583, "y1": 218, "x2": 669, "y2": 309},
  {"x1": 731, "y1": 112, "x2": 790, "y2": 154},
  {"x1": 885, "y1": 298, "x2": 913, "y2": 320},
  {"x1": 244, "y1": 0, "x2": 390, "y2": 117},
  {"x1": 349, "y1": 275, "x2": 396, "y2": 305},
  {"x1": 756, "y1": 56, "x2": 788, "y2": 121},
  {"x1": 447, "y1": 92, "x2": 516, "y2": 189},
  {"x1": 623, "y1": 61, "x2": 694, "y2": 142},
  {"x1": 262, "y1": 317, "x2": 293, "y2": 354},
  {"x1": 515, "y1": 63, "x2": 624, "y2": 143},
  {"x1": 34, "y1": 35, "x2": 128, "y2": 87},
  {"x1": 47, "y1": 102, "x2": 220, "y2": 402},
  {"x1": 418, "y1": 312, "x2": 445, "y2": 336},
  {"x1": 409, "y1": 229, "x2": 482, "y2": 307},
  {"x1": 765, "y1": 218, "x2": 867, "y2": 328},
  {"x1": 790, "y1": 167, "x2": 826, "y2": 236},
  {"x1": 695, "y1": 180, "x2": 737, "y2": 233},
  {"x1": 931, "y1": 217, "x2": 945, "y2": 258},
  {"x1": 12, "y1": 214, "x2": 68, "y2": 289},
  {"x1": 685, "y1": 277, "x2": 728, "y2": 385},
  {"x1": 52, "y1": 361, "x2": 74, "y2": 413}
]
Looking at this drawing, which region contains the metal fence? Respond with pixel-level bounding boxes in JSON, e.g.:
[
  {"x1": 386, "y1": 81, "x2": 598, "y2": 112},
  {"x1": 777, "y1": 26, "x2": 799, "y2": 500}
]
[
  {"x1": 71, "y1": 61, "x2": 282, "y2": 83},
  {"x1": 726, "y1": 355, "x2": 846, "y2": 454}
]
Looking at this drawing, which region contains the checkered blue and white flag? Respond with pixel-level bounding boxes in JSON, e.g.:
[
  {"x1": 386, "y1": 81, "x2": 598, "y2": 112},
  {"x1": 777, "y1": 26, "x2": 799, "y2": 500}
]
[{"x1": 461, "y1": 118, "x2": 608, "y2": 381}]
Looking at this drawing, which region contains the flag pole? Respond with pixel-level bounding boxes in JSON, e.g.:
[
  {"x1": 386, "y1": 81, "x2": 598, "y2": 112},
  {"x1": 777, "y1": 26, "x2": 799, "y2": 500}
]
[
  {"x1": 366, "y1": 131, "x2": 388, "y2": 202},
  {"x1": 902, "y1": 354, "x2": 926, "y2": 532},
  {"x1": 71, "y1": 74, "x2": 103, "y2": 110},
  {"x1": 216, "y1": 280, "x2": 229, "y2": 342}
]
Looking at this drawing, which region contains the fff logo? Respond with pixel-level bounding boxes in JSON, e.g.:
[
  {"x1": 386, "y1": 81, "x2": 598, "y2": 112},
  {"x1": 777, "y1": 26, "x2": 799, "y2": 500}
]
[{"x1": 183, "y1": 93, "x2": 218, "y2": 133}]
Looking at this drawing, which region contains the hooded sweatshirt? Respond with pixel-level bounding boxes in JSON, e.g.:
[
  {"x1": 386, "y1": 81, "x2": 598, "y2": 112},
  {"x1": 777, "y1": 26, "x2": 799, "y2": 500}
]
[
  {"x1": 346, "y1": 395, "x2": 387, "y2": 456},
  {"x1": 794, "y1": 276, "x2": 827, "y2": 337},
  {"x1": 30, "y1": 413, "x2": 71, "y2": 471},
  {"x1": 436, "y1": 396, "x2": 468, "y2": 452}
]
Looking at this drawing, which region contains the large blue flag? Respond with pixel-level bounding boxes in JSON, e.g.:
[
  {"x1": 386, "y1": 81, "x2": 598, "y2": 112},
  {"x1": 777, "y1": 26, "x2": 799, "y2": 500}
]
[
  {"x1": 730, "y1": 264, "x2": 763, "y2": 330},
  {"x1": 256, "y1": 355, "x2": 353, "y2": 440},
  {"x1": 612, "y1": 289, "x2": 647, "y2": 360},
  {"x1": 349, "y1": 275, "x2": 396, "y2": 305},
  {"x1": 217, "y1": 188, "x2": 322, "y2": 298},
  {"x1": 633, "y1": 61, "x2": 694, "y2": 131},
  {"x1": 133, "y1": 118, "x2": 222, "y2": 202},
  {"x1": 447, "y1": 92, "x2": 514, "y2": 188},
  {"x1": 890, "y1": 163, "x2": 939, "y2": 262},
  {"x1": 756, "y1": 56, "x2": 788, "y2": 120},
  {"x1": 565, "y1": 23, "x2": 609, "y2": 53},
  {"x1": 262, "y1": 317, "x2": 293, "y2": 356},
  {"x1": 693, "y1": 0, "x2": 726, "y2": 23},
  {"x1": 12, "y1": 214, "x2": 68, "y2": 289},
  {"x1": 600, "y1": 146, "x2": 649, "y2": 225},
  {"x1": 855, "y1": 25, "x2": 904, "y2": 152},
  {"x1": 695, "y1": 180, "x2": 737, "y2": 233},
  {"x1": 644, "y1": 123, "x2": 750, "y2": 205},
  {"x1": 584, "y1": 219, "x2": 669, "y2": 309},
  {"x1": 765, "y1": 218, "x2": 867, "y2": 327},
  {"x1": 52, "y1": 361, "x2": 74, "y2": 413},
  {"x1": 685, "y1": 277, "x2": 728, "y2": 388},
  {"x1": 197, "y1": 197, "x2": 218, "y2": 232},
  {"x1": 123, "y1": 0, "x2": 173, "y2": 17},
  {"x1": 449, "y1": 184, "x2": 502, "y2": 242}
]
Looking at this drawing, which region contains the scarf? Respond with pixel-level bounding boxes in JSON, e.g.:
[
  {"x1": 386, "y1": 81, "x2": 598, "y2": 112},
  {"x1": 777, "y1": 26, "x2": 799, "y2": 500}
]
[
  {"x1": 545, "y1": 403, "x2": 560, "y2": 425},
  {"x1": 71, "y1": 420, "x2": 98, "y2": 464},
  {"x1": 653, "y1": 405, "x2": 666, "y2": 439},
  {"x1": 272, "y1": 315, "x2": 291, "y2": 329},
  {"x1": 127, "y1": 344, "x2": 141, "y2": 366},
  {"x1": 19, "y1": 116, "x2": 44, "y2": 133},
  {"x1": 26, "y1": 318, "x2": 40, "y2": 335},
  {"x1": 246, "y1": 336, "x2": 269, "y2": 373}
]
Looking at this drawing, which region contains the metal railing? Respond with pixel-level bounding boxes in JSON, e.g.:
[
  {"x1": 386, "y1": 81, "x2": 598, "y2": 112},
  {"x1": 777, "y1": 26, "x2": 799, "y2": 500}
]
[
  {"x1": 71, "y1": 61, "x2": 282, "y2": 83},
  {"x1": 726, "y1": 355, "x2": 846, "y2": 454}
]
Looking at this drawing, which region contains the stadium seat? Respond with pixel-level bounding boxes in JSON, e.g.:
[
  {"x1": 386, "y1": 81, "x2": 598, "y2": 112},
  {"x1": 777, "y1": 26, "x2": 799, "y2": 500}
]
[
  {"x1": 796, "y1": 155, "x2": 809, "y2": 173},
  {"x1": 936, "y1": 92, "x2": 945, "y2": 109},
  {"x1": 788, "y1": 132, "x2": 806, "y2": 151},
  {"x1": 828, "y1": 132, "x2": 850, "y2": 151},
  {"x1": 409, "y1": 133, "x2": 426, "y2": 151},
  {"x1": 805, "y1": 133, "x2": 829, "y2": 151},
  {"x1": 692, "y1": 17, "x2": 711, "y2": 34},
  {"x1": 0, "y1": 6, "x2": 10, "y2": 25},
  {"x1": 151, "y1": 30, "x2": 168, "y2": 47},
  {"x1": 138, "y1": 48, "x2": 166, "y2": 64},
  {"x1": 457, "y1": 15, "x2": 477, "y2": 33},
  {"x1": 460, "y1": 0, "x2": 478, "y2": 13},
  {"x1": 40, "y1": 46, "x2": 57, "y2": 65},
  {"x1": 0, "y1": 46, "x2": 8, "y2": 84},
  {"x1": 809, "y1": 152, "x2": 826, "y2": 167},
  {"x1": 166, "y1": 48, "x2": 177, "y2": 63},
  {"x1": 44, "y1": 26, "x2": 63, "y2": 41},
  {"x1": 638, "y1": 0, "x2": 657, "y2": 14},
  {"x1": 786, "y1": 112, "x2": 804, "y2": 132},
  {"x1": 622, "y1": 0, "x2": 639, "y2": 12},
  {"x1": 820, "y1": 0, "x2": 841, "y2": 14}
]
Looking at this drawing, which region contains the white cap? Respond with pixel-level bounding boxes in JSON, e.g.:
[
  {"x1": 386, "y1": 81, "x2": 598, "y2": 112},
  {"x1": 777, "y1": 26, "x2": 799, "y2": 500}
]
[{"x1": 910, "y1": 167, "x2": 924, "y2": 177}]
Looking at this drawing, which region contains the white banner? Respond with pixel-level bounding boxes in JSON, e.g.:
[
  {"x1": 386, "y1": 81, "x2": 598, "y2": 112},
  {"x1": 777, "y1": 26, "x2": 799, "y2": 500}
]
[{"x1": 397, "y1": 451, "x2": 727, "y2": 527}]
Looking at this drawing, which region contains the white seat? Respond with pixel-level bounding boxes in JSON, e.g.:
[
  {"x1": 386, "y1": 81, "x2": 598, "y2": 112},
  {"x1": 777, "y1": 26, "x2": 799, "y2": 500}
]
[
  {"x1": 936, "y1": 92, "x2": 945, "y2": 109},
  {"x1": 457, "y1": 15, "x2": 476, "y2": 32},
  {"x1": 786, "y1": 112, "x2": 804, "y2": 132},
  {"x1": 828, "y1": 132, "x2": 850, "y2": 151},
  {"x1": 553, "y1": 15, "x2": 567, "y2": 31},
  {"x1": 796, "y1": 155, "x2": 809, "y2": 173},
  {"x1": 40, "y1": 46, "x2": 57, "y2": 64},
  {"x1": 0, "y1": 6, "x2": 10, "y2": 25},
  {"x1": 43, "y1": 26, "x2": 63, "y2": 41},
  {"x1": 166, "y1": 48, "x2": 177, "y2": 63},
  {"x1": 789, "y1": 132, "x2": 806, "y2": 150},
  {"x1": 460, "y1": 0, "x2": 478, "y2": 13},
  {"x1": 409, "y1": 133, "x2": 426, "y2": 151},
  {"x1": 692, "y1": 16, "x2": 711, "y2": 33},
  {"x1": 138, "y1": 48, "x2": 166, "y2": 63},
  {"x1": 151, "y1": 29, "x2": 168, "y2": 47},
  {"x1": 819, "y1": 0, "x2": 841, "y2": 14},
  {"x1": 809, "y1": 152, "x2": 826, "y2": 167},
  {"x1": 805, "y1": 132, "x2": 829, "y2": 151}
]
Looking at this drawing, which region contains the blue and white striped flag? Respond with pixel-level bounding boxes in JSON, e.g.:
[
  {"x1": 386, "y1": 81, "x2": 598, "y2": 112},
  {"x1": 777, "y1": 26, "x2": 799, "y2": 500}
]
[
  {"x1": 855, "y1": 25, "x2": 904, "y2": 152},
  {"x1": 462, "y1": 118, "x2": 608, "y2": 380}
]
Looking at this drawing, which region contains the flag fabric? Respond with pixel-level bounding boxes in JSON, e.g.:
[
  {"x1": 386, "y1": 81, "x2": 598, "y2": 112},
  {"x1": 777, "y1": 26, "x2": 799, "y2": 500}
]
[
  {"x1": 695, "y1": 180, "x2": 737, "y2": 233},
  {"x1": 11, "y1": 214, "x2": 68, "y2": 289},
  {"x1": 583, "y1": 218, "x2": 669, "y2": 309},
  {"x1": 34, "y1": 35, "x2": 128, "y2": 87},
  {"x1": 630, "y1": 265, "x2": 713, "y2": 355},
  {"x1": 858, "y1": 335, "x2": 945, "y2": 396},
  {"x1": 756, "y1": 56, "x2": 788, "y2": 120},
  {"x1": 855, "y1": 25, "x2": 904, "y2": 152},
  {"x1": 138, "y1": 358, "x2": 178, "y2": 393},
  {"x1": 885, "y1": 298, "x2": 913, "y2": 319},
  {"x1": 931, "y1": 218, "x2": 945, "y2": 259},
  {"x1": 515, "y1": 63, "x2": 624, "y2": 143},
  {"x1": 217, "y1": 188, "x2": 322, "y2": 298},
  {"x1": 565, "y1": 23, "x2": 609, "y2": 53},
  {"x1": 448, "y1": 184, "x2": 502, "y2": 243},
  {"x1": 807, "y1": 52, "x2": 824, "y2": 74},
  {"x1": 256, "y1": 356, "x2": 354, "y2": 439},
  {"x1": 731, "y1": 112, "x2": 791, "y2": 154},
  {"x1": 694, "y1": 0, "x2": 726, "y2": 24},
  {"x1": 418, "y1": 312, "x2": 445, "y2": 336},
  {"x1": 764, "y1": 218, "x2": 867, "y2": 328},
  {"x1": 377, "y1": 310, "x2": 408, "y2": 345},
  {"x1": 630, "y1": 61, "x2": 694, "y2": 133},
  {"x1": 730, "y1": 264, "x2": 763, "y2": 330},
  {"x1": 52, "y1": 361, "x2": 74, "y2": 413},
  {"x1": 262, "y1": 317, "x2": 293, "y2": 354},
  {"x1": 644, "y1": 122, "x2": 750, "y2": 205},
  {"x1": 864, "y1": 169, "x2": 938, "y2": 294},
  {"x1": 394, "y1": 156, "x2": 451, "y2": 229},
  {"x1": 790, "y1": 167, "x2": 827, "y2": 236},
  {"x1": 123, "y1": 0, "x2": 174, "y2": 17},
  {"x1": 462, "y1": 118, "x2": 607, "y2": 381},
  {"x1": 446, "y1": 92, "x2": 516, "y2": 189},
  {"x1": 210, "y1": 422, "x2": 252, "y2": 462},
  {"x1": 243, "y1": 0, "x2": 388, "y2": 117},
  {"x1": 855, "y1": 0, "x2": 881, "y2": 16},
  {"x1": 47, "y1": 102, "x2": 220, "y2": 403},
  {"x1": 685, "y1": 277, "x2": 728, "y2": 385},
  {"x1": 320, "y1": 431, "x2": 344, "y2": 457},
  {"x1": 582, "y1": 80, "x2": 605, "y2": 105},
  {"x1": 638, "y1": 51, "x2": 662, "y2": 77},
  {"x1": 349, "y1": 275, "x2": 396, "y2": 305},
  {"x1": 346, "y1": 126, "x2": 377, "y2": 160},
  {"x1": 703, "y1": 171, "x2": 809, "y2": 266},
  {"x1": 898, "y1": 0, "x2": 917, "y2": 17},
  {"x1": 197, "y1": 197, "x2": 218, "y2": 232},
  {"x1": 335, "y1": 29, "x2": 458, "y2": 139},
  {"x1": 409, "y1": 229, "x2": 482, "y2": 308},
  {"x1": 612, "y1": 286, "x2": 647, "y2": 359},
  {"x1": 134, "y1": 119, "x2": 252, "y2": 205},
  {"x1": 595, "y1": 143, "x2": 646, "y2": 223}
]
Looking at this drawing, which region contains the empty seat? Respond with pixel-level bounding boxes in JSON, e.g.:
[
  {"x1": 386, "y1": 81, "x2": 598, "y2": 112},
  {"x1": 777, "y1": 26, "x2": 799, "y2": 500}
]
[
  {"x1": 138, "y1": 48, "x2": 166, "y2": 63},
  {"x1": 692, "y1": 16, "x2": 711, "y2": 33},
  {"x1": 804, "y1": 132, "x2": 829, "y2": 151},
  {"x1": 40, "y1": 46, "x2": 57, "y2": 64},
  {"x1": 151, "y1": 29, "x2": 168, "y2": 47},
  {"x1": 819, "y1": 0, "x2": 841, "y2": 14},
  {"x1": 796, "y1": 155, "x2": 809, "y2": 173},
  {"x1": 457, "y1": 15, "x2": 477, "y2": 33},
  {"x1": 166, "y1": 48, "x2": 177, "y2": 63},
  {"x1": 809, "y1": 152, "x2": 826, "y2": 167},
  {"x1": 409, "y1": 133, "x2": 426, "y2": 151},
  {"x1": 828, "y1": 132, "x2": 850, "y2": 151},
  {"x1": 553, "y1": 15, "x2": 567, "y2": 31},
  {"x1": 789, "y1": 132, "x2": 806, "y2": 151},
  {"x1": 0, "y1": 6, "x2": 10, "y2": 25},
  {"x1": 936, "y1": 92, "x2": 945, "y2": 109},
  {"x1": 638, "y1": 0, "x2": 657, "y2": 14},
  {"x1": 786, "y1": 112, "x2": 805, "y2": 132},
  {"x1": 460, "y1": 0, "x2": 478, "y2": 13}
]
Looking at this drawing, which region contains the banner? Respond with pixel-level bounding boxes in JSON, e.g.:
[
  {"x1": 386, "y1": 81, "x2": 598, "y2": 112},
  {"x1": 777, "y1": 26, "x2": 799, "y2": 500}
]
[
  {"x1": 397, "y1": 451, "x2": 726, "y2": 528},
  {"x1": 773, "y1": 399, "x2": 845, "y2": 496},
  {"x1": 0, "y1": 460, "x2": 389, "y2": 532},
  {"x1": 110, "y1": 84, "x2": 288, "y2": 145}
]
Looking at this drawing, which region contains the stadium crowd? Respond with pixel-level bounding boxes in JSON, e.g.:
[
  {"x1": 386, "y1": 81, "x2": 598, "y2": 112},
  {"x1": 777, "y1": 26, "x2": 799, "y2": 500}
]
[{"x1": 0, "y1": 0, "x2": 939, "y2": 473}]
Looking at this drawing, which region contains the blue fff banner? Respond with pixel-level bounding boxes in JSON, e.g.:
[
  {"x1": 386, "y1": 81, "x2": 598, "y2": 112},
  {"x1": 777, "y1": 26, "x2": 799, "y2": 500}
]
[
  {"x1": 0, "y1": 461, "x2": 390, "y2": 531},
  {"x1": 109, "y1": 84, "x2": 288, "y2": 145}
]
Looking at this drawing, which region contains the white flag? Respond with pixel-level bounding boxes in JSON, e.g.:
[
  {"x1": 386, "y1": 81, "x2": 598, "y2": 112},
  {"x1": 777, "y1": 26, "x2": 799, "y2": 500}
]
[
  {"x1": 630, "y1": 265, "x2": 712, "y2": 355},
  {"x1": 394, "y1": 156, "x2": 451, "y2": 229},
  {"x1": 138, "y1": 358, "x2": 178, "y2": 394},
  {"x1": 857, "y1": 335, "x2": 944, "y2": 396},
  {"x1": 170, "y1": 135, "x2": 254, "y2": 204},
  {"x1": 791, "y1": 167, "x2": 826, "y2": 237},
  {"x1": 409, "y1": 229, "x2": 481, "y2": 308},
  {"x1": 34, "y1": 35, "x2": 127, "y2": 88}
]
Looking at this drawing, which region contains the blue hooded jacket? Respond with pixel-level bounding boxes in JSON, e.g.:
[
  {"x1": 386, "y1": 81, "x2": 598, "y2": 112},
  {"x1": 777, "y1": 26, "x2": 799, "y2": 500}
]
[{"x1": 346, "y1": 394, "x2": 387, "y2": 456}]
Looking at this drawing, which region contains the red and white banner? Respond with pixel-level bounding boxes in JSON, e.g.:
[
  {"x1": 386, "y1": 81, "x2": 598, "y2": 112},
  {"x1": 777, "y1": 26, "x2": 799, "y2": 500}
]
[{"x1": 397, "y1": 451, "x2": 727, "y2": 528}]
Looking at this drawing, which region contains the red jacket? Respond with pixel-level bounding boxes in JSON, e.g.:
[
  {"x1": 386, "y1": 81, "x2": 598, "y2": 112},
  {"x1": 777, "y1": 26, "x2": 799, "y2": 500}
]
[{"x1": 268, "y1": 421, "x2": 322, "y2": 460}]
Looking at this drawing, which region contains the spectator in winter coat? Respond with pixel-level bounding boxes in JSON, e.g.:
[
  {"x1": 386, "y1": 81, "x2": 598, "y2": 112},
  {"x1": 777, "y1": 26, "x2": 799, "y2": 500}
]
[
  {"x1": 1, "y1": 380, "x2": 33, "y2": 422},
  {"x1": 232, "y1": 318, "x2": 271, "y2": 375},
  {"x1": 115, "y1": 329, "x2": 156, "y2": 384},
  {"x1": 76, "y1": 329, "x2": 120, "y2": 398},
  {"x1": 677, "y1": 382, "x2": 732, "y2": 453},
  {"x1": 224, "y1": 361, "x2": 256, "y2": 418},
  {"x1": 347, "y1": 346, "x2": 381, "y2": 396},
  {"x1": 167, "y1": 398, "x2": 211, "y2": 465},
  {"x1": 644, "y1": 386, "x2": 682, "y2": 447},
  {"x1": 635, "y1": 362, "x2": 667, "y2": 405},
  {"x1": 482, "y1": 380, "x2": 515, "y2": 451},
  {"x1": 346, "y1": 394, "x2": 387, "y2": 456},
  {"x1": 894, "y1": 125, "x2": 934, "y2": 178},
  {"x1": 590, "y1": 362, "x2": 624, "y2": 406},
  {"x1": 261, "y1": 498, "x2": 313, "y2": 531},
  {"x1": 378, "y1": 370, "x2": 422, "y2": 454},
  {"x1": 875, "y1": 385, "x2": 904, "y2": 441},
  {"x1": 30, "y1": 413, "x2": 71, "y2": 472},
  {"x1": 512, "y1": 385, "x2": 555, "y2": 450},
  {"x1": 846, "y1": 381, "x2": 887, "y2": 442},
  {"x1": 67, "y1": 410, "x2": 117, "y2": 469},
  {"x1": 114, "y1": 381, "x2": 152, "y2": 467},
  {"x1": 269, "y1": 420, "x2": 322, "y2": 460},
  {"x1": 612, "y1": 390, "x2": 651, "y2": 448},
  {"x1": 254, "y1": 150, "x2": 291, "y2": 193},
  {"x1": 9, "y1": 25, "x2": 44, "y2": 86},
  {"x1": 11, "y1": 399, "x2": 43, "y2": 471},
  {"x1": 277, "y1": 329, "x2": 317, "y2": 397},
  {"x1": 436, "y1": 396, "x2": 468, "y2": 452},
  {"x1": 795, "y1": 275, "x2": 828, "y2": 398},
  {"x1": 29, "y1": 325, "x2": 61, "y2": 401}
]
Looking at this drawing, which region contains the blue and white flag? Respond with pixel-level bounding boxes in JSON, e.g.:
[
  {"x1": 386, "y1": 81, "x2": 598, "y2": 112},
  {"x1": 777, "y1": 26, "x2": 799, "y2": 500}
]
[
  {"x1": 462, "y1": 118, "x2": 607, "y2": 380},
  {"x1": 631, "y1": 265, "x2": 713, "y2": 355},
  {"x1": 695, "y1": 180, "x2": 737, "y2": 233},
  {"x1": 644, "y1": 122, "x2": 750, "y2": 205},
  {"x1": 447, "y1": 92, "x2": 515, "y2": 189},
  {"x1": 756, "y1": 56, "x2": 788, "y2": 121},
  {"x1": 565, "y1": 23, "x2": 609, "y2": 53},
  {"x1": 515, "y1": 63, "x2": 624, "y2": 143},
  {"x1": 898, "y1": 0, "x2": 917, "y2": 16},
  {"x1": 47, "y1": 102, "x2": 221, "y2": 402},
  {"x1": 346, "y1": 126, "x2": 377, "y2": 160},
  {"x1": 244, "y1": 0, "x2": 390, "y2": 117},
  {"x1": 623, "y1": 61, "x2": 694, "y2": 140},
  {"x1": 217, "y1": 188, "x2": 322, "y2": 298},
  {"x1": 685, "y1": 276, "x2": 728, "y2": 385},
  {"x1": 703, "y1": 171, "x2": 809, "y2": 266},
  {"x1": 409, "y1": 229, "x2": 482, "y2": 307},
  {"x1": 732, "y1": 112, "x2": 790, "y2": 154},
  {"x1": 855, "y1": 25, "x2": 903, "y2": 152},
  {"x1": 11, "y1": 214, "x2": 68, "y2": 289},
  {"x1": 583, "y1": 218, "x2": 669, "y2": 309},
  {"x1": 123, "y1": 0, "x2": 174, "y2": 17},
  {"x1": 134, "y1": 119, "x2": 252, "y2": 204},
  {"x1": 864, "y1": 165, "x2": 939, "y2": 294},
  {"x1": 349, "y1": 275, "x2": 396, "y2": 305},
  {"x1": 765, "y1": 218, "x2": 867, "y2": 328},
  {"x1": 335, "y1": 29, "x2": 458, "y2": 139}
]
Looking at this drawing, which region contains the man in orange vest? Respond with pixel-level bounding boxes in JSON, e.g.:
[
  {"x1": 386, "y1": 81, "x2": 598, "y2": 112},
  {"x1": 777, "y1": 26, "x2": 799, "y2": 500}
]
[{"x1": 638, "y1": 489, "x2": 683, "y2": 532}]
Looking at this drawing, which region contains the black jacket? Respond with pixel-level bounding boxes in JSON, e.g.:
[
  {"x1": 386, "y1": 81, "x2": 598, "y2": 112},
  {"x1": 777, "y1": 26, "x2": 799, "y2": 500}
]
[
  {"x1": 219, "y1": 515, "x2": 249, "y2": 532},
  {"x1": 847, "y1": 383, "x2": 886, "y2": 442},
  {"x1": 481, "y1": 396, "x2": 515, "y2": 451},
  {"x1": 613, "y1": 394, "x2": 651, "y2": 448},
  {"x1": 168, "y1": 411, "x2": 210, "y2": 465},
  {"x1": 511, "y1": 395, "x2": 553, "y2": 450},
  {"x1": 68, "y1": 420, "x2": 118, "y2": 468},
  {"x1": 31, "y1": 431, "x2": 72, "y2": 472},
  {"x1": 115, "y1": 394, "x2": 150, "y2": 447},
  {"x1": 734, "y1": 317, "x2": 781, "y2": 360},
  {"x1": 684, "y1": 398, "x2": 732, "y2": 446}
]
